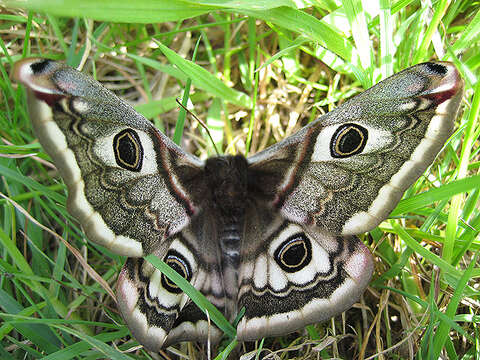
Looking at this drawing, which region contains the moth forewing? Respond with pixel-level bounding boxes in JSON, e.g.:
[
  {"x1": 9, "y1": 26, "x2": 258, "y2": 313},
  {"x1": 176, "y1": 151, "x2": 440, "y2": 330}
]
[
  {"x1": 13, "y1": 58, "x2": 204, "y2": 257},
  {"x1": 248, "y1": 62, "x2": 464, "y2": 236}
]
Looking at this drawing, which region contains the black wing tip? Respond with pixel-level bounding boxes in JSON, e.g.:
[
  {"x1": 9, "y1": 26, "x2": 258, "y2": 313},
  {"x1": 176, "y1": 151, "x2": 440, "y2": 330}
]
[
  {"x1": 13, "y1": 57, "x2": 67, "y2": 105},
  {"x1": 424, "y1": 61, "x2": 449, "y2": 75},
  {"x1": 13, "y1": 57, "x2": 52, "y2": 82},
  {"x1": 422, "y1": 61, "x2": 464, "y2": 105},
  {"x1": 30, "y1": 58, "x2": 54, "y2": 74}
]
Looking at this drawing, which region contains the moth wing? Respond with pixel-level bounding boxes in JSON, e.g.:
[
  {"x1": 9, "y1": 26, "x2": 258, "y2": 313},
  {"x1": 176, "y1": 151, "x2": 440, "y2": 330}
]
[
  {"x1": 116, "y1": 214, "x2": 227, "y2": 350},
  {"x1": 236, "y1": 203, "x2": 373, "y2": 340},
  {"x1": 14, "y1": 58, "x2": 206, "y2": 256},
  {"x1": 248, "y1": 62, "x2": 463, "y2": 235}
]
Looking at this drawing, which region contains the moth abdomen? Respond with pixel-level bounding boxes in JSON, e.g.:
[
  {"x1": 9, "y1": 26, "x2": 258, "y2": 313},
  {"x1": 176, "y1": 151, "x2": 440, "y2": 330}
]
[
  {"x1": 203, "y1": 154, "x2": 248, "y2": 265},
  {"x1": 219, "y1": 223, "x2": 242, "y2": 265}
]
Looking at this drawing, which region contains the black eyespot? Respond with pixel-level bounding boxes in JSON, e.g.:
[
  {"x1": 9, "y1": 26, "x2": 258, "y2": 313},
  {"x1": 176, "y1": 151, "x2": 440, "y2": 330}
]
[
  {"x1": 274, "y1": 233, "x2": 312, "y2": 273},
  {"x1": 425, "y1": 62, "x2": 447, "y2": 75},
  {"x1": 161, "y1": 250, "x2": 192, "y2": 294},
  {"x1": 113, "y1": 129, "x2": 143, "y2": 171},
  {"x1": 330, "y1": 123, "x2": 368, "y2": 158}
]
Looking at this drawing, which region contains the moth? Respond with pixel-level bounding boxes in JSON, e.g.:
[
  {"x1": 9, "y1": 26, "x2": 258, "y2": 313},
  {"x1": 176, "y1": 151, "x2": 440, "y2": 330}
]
[{"x1": 14, "y1": 58, "x2": 463, "y2": 351}]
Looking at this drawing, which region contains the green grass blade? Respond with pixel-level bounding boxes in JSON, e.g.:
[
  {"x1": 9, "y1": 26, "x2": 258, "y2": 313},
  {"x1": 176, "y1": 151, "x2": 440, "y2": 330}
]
[
  {"x1": 451, "y1": 8, "x2": 480, "y2": 54},
  {"x1": 49, "y1": 325, "x2": 134, "y2": 359},
  {"x1": 390, "y1": 175, "x2": 480, "y2": 217},
  {"x1": 173, "y1": 37, "x2": 201, "y2": 145},
  {"x1": 343, "y1": 0, "x2": 372, "y2": 82},
  {"x1": 4, "y1": 0, "x2": 211, "y2": 22},
  {"x1": 242, "y1": 7, "x2": 357, "y2": 65},
  {"x1": 156, "y1": 41, "x2": 252, "y2": 108},
  {"x1": 391, "y1": 222, "x2": 457, "y2": 280},
  {"x1": 444, "y1": 75, "x2": 480, "y2": 262},
  {"x1": 42, "y1": 329, "x2": 131, "y2": 360},
  {"x1": 412, "y1": 0, "x2": 450, "y2": 63},
  {"x1": 431, "y1": 253, "x2": 478, "y2": 358}
]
